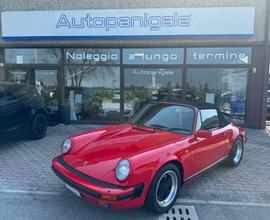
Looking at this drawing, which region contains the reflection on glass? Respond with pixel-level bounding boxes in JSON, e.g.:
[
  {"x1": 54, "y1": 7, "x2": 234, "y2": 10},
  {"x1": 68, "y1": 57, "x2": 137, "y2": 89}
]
[
  {"x1": 131, "y1": 103, "x2": 195, "y2": 135},
  {"x1": 186, "y1": 68, "x2": 248, "y2": 124},
  {"x1": 65, "y1": 66, "x2": 120, "y2": 121},
  {"x1": 7, "y1": 69, "x2": 31, "y2": 84},
  {"x1": 5, "y1": 48, "x2": 61, "y2": 64},
  {"x1": 124, "y1": 68, "x2": 182, "y2": 117},
  {"x1": 0, "y1": 49, "x2": 4, "y2": 63},
  {"x1": 35, "y1": 70, "x2": 59, "y2": 115}
]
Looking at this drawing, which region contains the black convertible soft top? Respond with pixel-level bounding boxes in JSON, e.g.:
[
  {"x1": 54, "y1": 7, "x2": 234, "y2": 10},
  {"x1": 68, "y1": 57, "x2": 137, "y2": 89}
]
[{"x1": 154, "y1": 100, "x2": 218, "y2": 110}]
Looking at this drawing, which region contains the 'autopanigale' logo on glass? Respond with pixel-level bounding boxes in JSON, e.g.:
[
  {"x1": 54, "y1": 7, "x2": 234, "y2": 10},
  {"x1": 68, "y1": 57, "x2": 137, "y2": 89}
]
[
  {"x1": 128, "y1": 52, "x2": 178, "y2": 63},
  {"x1": 132, "y1": 69, "x2": 174, "y2": 76},
  {"x1": 66, "y1": 51, "x2": 118, "y2": 62},
  {"x1": 56, "y1": 13, "x2": 191, "y2": 31}
]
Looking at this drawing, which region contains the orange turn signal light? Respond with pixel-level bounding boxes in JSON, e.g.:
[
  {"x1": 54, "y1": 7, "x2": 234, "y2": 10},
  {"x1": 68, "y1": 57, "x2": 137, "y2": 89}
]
[{"x1": 101, "y1": 195, "x2": 118, "y2": 201}]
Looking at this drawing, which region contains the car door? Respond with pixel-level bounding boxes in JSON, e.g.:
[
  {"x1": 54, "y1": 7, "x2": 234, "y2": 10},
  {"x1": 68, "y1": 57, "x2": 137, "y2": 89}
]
[
  {"x1": 189, "y1": 109, "x2": 229, "y2": 176},
  {"x1": 3, "y1": 84, "x2": 29, "y2": 132}
]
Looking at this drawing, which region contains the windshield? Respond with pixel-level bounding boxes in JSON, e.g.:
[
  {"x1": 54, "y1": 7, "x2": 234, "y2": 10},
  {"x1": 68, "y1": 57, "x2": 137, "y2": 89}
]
[{"x1": 131, "y1": 103, "x2": 195, "y2": 135}]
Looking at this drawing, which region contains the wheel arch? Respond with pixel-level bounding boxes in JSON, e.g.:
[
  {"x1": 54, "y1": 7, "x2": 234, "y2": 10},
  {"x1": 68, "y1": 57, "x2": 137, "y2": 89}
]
[
  {"x1": 30, "y1": 108, "x2": 48, "y2": 118},
  {"x1": 152, "y1": 159, "x2": 184, "y2": 186},
  {"x1": 167, "y1": 160, "x2": 184, "y2": 186}
]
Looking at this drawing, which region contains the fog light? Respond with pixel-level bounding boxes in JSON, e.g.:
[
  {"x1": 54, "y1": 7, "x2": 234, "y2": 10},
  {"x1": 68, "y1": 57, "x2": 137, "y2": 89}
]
[{"x1": 101, "y1": 195, "x2": 117, "y2": 201}]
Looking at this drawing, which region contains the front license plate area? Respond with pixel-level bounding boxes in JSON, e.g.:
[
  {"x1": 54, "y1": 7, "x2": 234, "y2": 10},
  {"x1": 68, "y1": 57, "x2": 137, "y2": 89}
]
[{"x1": 65, "y1": 184, "x2": 82, "y2": 198}]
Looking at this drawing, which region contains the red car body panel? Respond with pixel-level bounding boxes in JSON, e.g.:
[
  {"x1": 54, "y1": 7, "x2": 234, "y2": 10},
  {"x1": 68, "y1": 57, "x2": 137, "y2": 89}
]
[{"x1": 52, "y1": 104, "x2": 245, "y2": 210}]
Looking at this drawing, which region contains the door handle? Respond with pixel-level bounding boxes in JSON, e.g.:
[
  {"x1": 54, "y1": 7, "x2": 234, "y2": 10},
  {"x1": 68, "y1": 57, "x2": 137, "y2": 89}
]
[{"x1": 221, "y1": 133, "x2": 227, "y2": 139}]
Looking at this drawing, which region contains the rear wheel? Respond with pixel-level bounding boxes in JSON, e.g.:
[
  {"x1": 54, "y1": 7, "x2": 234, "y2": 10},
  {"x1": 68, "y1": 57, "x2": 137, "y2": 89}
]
[
  {"x1": 28, "y1": 113, "x2": 48, "y2": 140},
  {"x1": 225, "y1": 137, "x2": 244, "y2": 167},
  {"x1": 145, "y1": 163, "x2": 181, "y2": 213}
]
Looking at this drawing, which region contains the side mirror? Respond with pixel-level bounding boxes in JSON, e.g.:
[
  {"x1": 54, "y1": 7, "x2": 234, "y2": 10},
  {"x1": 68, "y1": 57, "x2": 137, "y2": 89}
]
[{"x1": 195, "y1": 129, "x2": 212, "y2": 139}]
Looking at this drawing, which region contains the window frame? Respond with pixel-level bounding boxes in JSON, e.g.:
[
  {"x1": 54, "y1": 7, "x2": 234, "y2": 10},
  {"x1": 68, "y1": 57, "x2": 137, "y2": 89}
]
[{"x1": 200, "y1": 109, "x2": 220, "y2": 130}]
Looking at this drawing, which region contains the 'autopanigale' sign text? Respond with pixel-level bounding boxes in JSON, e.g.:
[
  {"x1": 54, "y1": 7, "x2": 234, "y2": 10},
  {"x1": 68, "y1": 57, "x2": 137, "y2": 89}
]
[{"x1": 1, "y1": 7, "x2": 255, "y2": 40}]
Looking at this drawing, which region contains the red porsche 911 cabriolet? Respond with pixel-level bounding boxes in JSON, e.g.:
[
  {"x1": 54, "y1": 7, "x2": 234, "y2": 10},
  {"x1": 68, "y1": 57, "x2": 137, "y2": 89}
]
[{"x1": 52, "y1": 101, "x2": 246, "y2": 213}]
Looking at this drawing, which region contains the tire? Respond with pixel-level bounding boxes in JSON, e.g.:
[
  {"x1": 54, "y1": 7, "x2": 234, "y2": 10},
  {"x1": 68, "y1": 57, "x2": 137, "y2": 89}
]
[
  {"x1": 225, "y1": 137, "x2": 244, "y2": 167},
  {"x1": 28, "y1": 113, "x2": 48, "y2": 140},
  {"x1": 145, "y1": 163, "x2": 181, "y2": 213}
]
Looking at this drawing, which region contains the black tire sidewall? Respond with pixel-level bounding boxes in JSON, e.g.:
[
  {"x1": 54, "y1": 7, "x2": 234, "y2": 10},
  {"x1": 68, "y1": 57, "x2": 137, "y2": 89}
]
[
  {"x1": 228, "y1": 137, "x2": 244, "y2": 167},
  {"x1": 145, "y1": 163, "x2": 181, "y2": 213},
  {"x1": 29, "y1": 113, "x2": 48, "y2": 139}
]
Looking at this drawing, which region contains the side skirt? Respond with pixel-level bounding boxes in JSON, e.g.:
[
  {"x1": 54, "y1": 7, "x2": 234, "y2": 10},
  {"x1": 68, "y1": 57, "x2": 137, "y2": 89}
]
[{"x1": 184, "y1": 155, "x2": 229, "y2": 184}]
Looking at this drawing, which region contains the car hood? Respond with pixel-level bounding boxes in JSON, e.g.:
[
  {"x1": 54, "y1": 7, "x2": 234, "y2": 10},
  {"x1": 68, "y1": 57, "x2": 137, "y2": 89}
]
[{"x1": 63, "y1": 124, "x2": 185, "y2": 180}]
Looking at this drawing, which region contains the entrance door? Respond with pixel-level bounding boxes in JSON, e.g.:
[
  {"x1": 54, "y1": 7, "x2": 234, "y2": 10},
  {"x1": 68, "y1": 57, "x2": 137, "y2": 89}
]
[
  {"x1": 34, "y1": 69, "x2": 60, "y2": 123},
  {"x1": 6, "y1": 68, "x2": 61, "y2": 124}
]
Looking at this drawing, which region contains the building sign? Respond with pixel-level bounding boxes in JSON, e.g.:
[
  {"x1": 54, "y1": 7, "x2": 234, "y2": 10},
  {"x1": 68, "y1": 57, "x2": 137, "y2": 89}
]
[
  {"x1": 187, "y1": 47, "x2": 252, "y2": 64},
  {"x1": 1, "y1": 7, "x2": 255, "y2": 40},
  {"x1": 65, "y1": 48, "x2": 120, "y2": 64},
  {"x1": 123, "y1": 48, "x2": 184, "y2": 65}
]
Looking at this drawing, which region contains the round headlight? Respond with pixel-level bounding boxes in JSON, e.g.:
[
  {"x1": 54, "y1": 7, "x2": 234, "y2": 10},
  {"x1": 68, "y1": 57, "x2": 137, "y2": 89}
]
[
  {"x1": 61, "y1": 138, "x2": 72, "y2": 154},
  {"x1": 115, "y1": 159, "x2": 130, "y2": 181}
]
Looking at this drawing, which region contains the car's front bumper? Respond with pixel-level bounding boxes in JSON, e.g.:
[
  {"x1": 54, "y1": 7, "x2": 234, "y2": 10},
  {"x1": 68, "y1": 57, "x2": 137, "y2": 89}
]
[{"x1": 52, "y1": 156, "x2": 144, "y2": 209}]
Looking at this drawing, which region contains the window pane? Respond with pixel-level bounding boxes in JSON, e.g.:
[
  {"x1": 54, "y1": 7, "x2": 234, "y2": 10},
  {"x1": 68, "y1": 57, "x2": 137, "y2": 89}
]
[
  {"x1": 124, "y1": 68, "x2": 182, "y2": 117},
  {"x1": 187, "y1": 68, "x2": 248, "y2": 124},
  {"x1": 7, "y1": 69, "x2": 32, "y2": 84},
  {"x1": 65, "y1": 66, "x2": 120, "y2": 121},
  {"x1": 0, "y1": 49, "x2": 4, "y2": 81},
  {"x1": 132, "y1": 103, "x2": 195, "y2": 135},
  {"x1": 123, "y1": 48, "x2": 184, "y2": 65},
  {"x1": 0, "y1": 49, "x2": 4, "y2": 63},
  {"x1": 5, "y1": 48, "x2": 61, "y2": 64},
  {"x1": 187, "y1": 47, "x2": 252, "y2": 64},
  {"x1": 35, "y1": 70, "x2": 59, "y2": 114},
  {"x1": 196, "y1": 112, "x2": 202, "y2": 131},
  {"x1": 0, "y1": 85, "x2": 6, "y2": 102},
  {"x1": 65, "y1": 48, "x2": 120, "y2": 65}
]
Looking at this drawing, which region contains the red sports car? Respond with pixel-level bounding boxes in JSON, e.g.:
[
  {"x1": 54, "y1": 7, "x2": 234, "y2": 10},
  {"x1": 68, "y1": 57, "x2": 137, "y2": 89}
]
[{"x1": 52, "y1": 102, "x2": 246, "y2": 213}]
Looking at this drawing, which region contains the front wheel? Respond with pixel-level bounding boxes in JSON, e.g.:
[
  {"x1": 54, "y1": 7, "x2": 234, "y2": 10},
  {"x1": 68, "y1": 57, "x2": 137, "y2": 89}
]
[
  {"x1": 145, "y1": 163, "x2": 181, "y2": 213},
  {"x1": 28, "y1": 113, "x2": 48, "y2": 140},
  {"x1": 225, "y1": 137, "x2": 244, "y2": 167}
]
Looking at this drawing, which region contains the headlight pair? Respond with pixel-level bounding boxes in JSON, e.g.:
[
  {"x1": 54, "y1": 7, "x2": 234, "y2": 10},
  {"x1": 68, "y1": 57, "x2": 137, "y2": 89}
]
[{"x1": 61, "y1": 138, "x2": 130, "y2": 182}]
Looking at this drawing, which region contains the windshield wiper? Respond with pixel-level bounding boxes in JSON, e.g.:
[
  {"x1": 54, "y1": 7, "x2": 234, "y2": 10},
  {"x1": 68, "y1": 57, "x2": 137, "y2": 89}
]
[
  {"x1": 149, "y1": 124, "x2": 191, "y2": 133},
  {"x1": 131, "y1": 123, "x2": 155, "y2": 133},
  {"x1": 148, "y1": 124, "x2": 169, "y2": 130},
  {"x1": 168, "y1": 128, "x2": 191, "y2": 132}
]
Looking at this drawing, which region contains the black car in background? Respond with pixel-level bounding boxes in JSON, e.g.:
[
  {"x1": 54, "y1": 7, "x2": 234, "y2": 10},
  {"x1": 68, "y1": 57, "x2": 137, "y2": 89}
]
[{"x1": 0, "y1": 82, "x2": 48, "y2": 140}]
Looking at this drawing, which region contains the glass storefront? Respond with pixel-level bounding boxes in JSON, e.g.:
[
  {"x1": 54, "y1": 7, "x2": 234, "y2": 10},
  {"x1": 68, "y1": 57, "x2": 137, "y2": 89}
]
[
  {"x1": 124, "y1": 68, "x2": 182, "y2": 116},
  {"x1": 186, "y1": 68, "x2": 248, "y2": 124},
  {"x1": 64, "y1": 48, "x2": 120, "y2": 121},
  {"x1": 4, "y1": 48, "x2": 61, "y2": 123},
  {"x1": 65, "y1": 66, "x2": 120, "y2": 121},
  {"x1": 0, "y1": 49, "x2": 4, "y2": 81},
  {"x1": 5, "y1": 48, "x2": 61, "y2": 64},
  {"x1": 3, "y1": 46, "x2": 252, "y2": 125}
]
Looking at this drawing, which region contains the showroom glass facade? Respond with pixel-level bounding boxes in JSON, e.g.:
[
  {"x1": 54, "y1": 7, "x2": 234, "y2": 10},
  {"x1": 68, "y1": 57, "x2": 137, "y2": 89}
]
[{"x1": 2, "y1": 47, "x2": 251, "y2": 124}]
